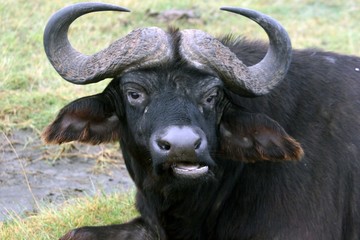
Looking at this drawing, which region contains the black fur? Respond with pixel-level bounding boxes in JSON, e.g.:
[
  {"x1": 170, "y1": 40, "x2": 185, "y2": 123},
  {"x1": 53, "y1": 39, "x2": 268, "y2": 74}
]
[{"x1": 45, "y1": 31, "x2": 360, "y2": 239}]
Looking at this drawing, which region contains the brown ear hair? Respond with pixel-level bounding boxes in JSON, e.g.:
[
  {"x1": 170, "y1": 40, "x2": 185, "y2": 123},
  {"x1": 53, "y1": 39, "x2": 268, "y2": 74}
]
[
  {"x1": 219, "y1": 105, "x2": 304, "y2": 163},
  {"x1": 42, "y1": 94, "x2": 120, "y2": 144}
]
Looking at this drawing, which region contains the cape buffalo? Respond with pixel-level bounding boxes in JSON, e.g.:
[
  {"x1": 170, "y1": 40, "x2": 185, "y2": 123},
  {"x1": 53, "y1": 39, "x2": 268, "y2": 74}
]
[{"x1": 42, "y1": 2, "x2": 360, "y2": 240}]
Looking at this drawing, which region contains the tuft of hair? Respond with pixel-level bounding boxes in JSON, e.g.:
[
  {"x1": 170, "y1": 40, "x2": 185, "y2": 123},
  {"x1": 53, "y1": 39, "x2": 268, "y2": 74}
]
[{"x1": 42, "y1": 95, "x2": 120, "y2": 145}]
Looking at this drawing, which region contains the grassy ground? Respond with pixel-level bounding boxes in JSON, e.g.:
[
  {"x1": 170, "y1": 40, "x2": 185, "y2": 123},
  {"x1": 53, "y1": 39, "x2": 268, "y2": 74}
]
[
  {"x1": 0, "y1": 193, "x2": 137, "y2": 239},
  {"x1": 1, "y1": 0, "x2": 359, "y2": 239}
]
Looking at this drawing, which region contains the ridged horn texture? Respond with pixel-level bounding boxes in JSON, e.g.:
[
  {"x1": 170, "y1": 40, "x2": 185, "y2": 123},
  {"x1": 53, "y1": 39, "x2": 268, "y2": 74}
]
[
  {"x1": 179, "y1": 7, "x2": 292, "y2": 96},
  {"x1": 43, "y1": 2, "x2": 173, "y2": 84}
]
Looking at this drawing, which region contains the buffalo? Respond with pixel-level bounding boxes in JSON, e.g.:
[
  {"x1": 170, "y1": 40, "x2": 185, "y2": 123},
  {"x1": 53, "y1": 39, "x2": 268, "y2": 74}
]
[{"x1": 42, "y1": 2, "x2": 360, "y2": 240}]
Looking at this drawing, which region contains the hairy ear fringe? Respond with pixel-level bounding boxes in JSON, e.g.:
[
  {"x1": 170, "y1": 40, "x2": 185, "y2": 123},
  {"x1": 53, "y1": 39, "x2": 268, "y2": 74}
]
[
  {"x1": 219, "y1": 108, "x2": 304, "y2": 163},
  {"x1": 220, "y1": 126, "x2": 304, "y2": 163},
  {"x1": 248, "y1": 135, "x2": 304, "y2": 163},
  {"x1": 41, "y1": 94, "x2": 121, "y2": 145},
  {"x1": 42, "y1": 120, "x2": 120, "y2": 145}
]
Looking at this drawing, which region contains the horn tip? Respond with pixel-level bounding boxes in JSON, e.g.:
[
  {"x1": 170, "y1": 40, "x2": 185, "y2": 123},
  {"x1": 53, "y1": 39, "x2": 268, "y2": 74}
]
[
  {"x1": 117, "y1": 7, "x2": 131, "y2": 13},
  {"x1": 220, "y1": 7, "x2": 256, "y2": 16}
]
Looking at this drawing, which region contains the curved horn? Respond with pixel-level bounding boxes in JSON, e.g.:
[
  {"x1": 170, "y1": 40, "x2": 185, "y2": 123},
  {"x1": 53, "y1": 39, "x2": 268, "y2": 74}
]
[
  {"x1": 44, "y1": 2, "x2": 173, "y2": 84},
  {"x1": 180, "y1": 7, "x2": 292, "y2": 96}
]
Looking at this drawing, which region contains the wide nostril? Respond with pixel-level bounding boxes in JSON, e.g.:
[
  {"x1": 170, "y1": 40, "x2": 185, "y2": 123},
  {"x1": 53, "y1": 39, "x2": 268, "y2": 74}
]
[
  {"x1": 157, "y1": 140, "x2": 171, "y2": 151},
  {"x1": 194, "y1": 138, "x2": 202, "y2": 150}
]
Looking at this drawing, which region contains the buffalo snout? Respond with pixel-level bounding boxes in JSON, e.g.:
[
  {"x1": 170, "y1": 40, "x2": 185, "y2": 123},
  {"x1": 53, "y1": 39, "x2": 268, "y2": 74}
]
[{"x1": 150, "y1": 126, "x2": 212, "y2": 178}]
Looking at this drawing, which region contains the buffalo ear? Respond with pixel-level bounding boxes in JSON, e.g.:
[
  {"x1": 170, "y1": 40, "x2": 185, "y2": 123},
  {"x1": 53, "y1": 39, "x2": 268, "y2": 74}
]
[
  {"x1": 42, "y1": 94, "x2": 120, "y2": 144},
  {"x1": 219, "y1": 106, "x2": 304, "y2": 162}
]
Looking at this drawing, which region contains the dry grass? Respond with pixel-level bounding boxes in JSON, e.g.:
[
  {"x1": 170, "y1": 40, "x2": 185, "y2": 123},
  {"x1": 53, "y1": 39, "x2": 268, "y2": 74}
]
[{"x1": 39, "y1": 141, "x2": 123, "y2": 174}]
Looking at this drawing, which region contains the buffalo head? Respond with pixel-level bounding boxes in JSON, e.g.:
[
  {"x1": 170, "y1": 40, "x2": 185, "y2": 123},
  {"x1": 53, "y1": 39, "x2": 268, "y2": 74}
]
[{"x1": 43, "y1": 3, "x2": 303, "y2": 184}]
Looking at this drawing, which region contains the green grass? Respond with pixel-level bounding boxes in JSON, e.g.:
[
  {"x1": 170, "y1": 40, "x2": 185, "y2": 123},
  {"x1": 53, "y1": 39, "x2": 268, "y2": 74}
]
[
  {"x1": 1, "y1": 0, "x2": 360, "y2": 238},
  {"x1": 0, "y1": 192, "x2": 137, "y2": 240}
]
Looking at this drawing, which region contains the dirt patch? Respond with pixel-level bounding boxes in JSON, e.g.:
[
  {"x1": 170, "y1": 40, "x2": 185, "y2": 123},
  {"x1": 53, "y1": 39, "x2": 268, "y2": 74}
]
[{"x1": 0, "y1": 129, "x2": 133, "y2": 221}]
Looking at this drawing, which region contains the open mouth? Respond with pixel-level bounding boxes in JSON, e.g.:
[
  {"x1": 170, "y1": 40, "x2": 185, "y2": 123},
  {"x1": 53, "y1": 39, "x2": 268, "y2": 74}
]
[{"x1": 171, "y1": 162, "x2": 209, "y2": 178}]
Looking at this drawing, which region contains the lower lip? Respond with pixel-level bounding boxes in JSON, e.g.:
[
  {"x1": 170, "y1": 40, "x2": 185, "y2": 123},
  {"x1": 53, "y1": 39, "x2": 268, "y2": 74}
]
[{"x1": 171, "y1": 164, "x2": 209, "y2": 178}]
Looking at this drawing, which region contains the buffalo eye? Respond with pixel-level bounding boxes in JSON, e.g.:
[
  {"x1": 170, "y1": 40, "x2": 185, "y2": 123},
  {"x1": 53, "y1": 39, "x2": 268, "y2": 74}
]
[
  {"x1": 202, "y1": 88, "x2": 219, "y2": 107},
  {"x1": 206, "y1": 95, "x2": 216, "y2": 104},
  {"x1": 128, "y1": 91, "x2": 140, "y2": 100},
  {"x1": 126, "y1": 89, "x2": 147, "y2": 106}
]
